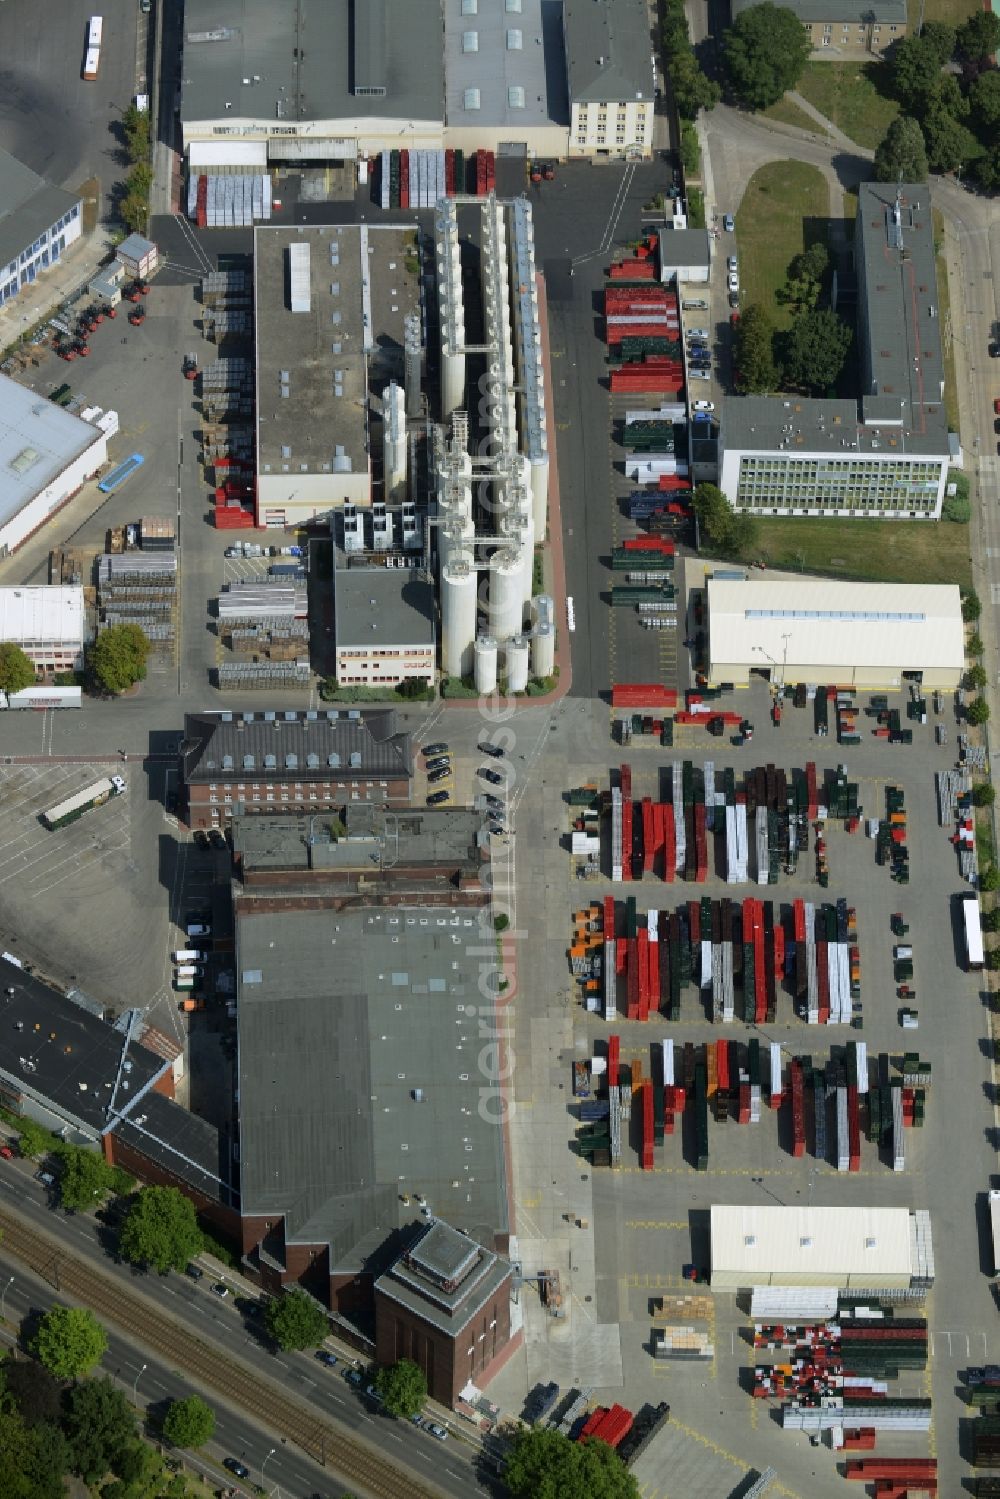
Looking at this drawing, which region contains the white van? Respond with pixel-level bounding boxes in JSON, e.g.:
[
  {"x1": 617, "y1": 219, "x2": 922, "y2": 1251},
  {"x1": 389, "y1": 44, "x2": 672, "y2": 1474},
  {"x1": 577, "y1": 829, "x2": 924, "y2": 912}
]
[
  {"x1": 172, "y1": 949, "x2": 205, "y2": 964},
  {"x1": 176, "y1": 965, "x2": 205, "y2": 979}
]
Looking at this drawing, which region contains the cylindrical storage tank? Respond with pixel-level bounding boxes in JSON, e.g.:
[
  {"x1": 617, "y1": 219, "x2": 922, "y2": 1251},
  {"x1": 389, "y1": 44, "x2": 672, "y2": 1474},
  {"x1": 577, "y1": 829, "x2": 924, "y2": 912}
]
[
  {"x1": 529, "y1": 454, "x2": 549, "y2": 538},
  {"x1": 438, "y1": 516, "x2": 473, "y2": 576},
  {"x1": 518, "y1": 517, "x2": 535, "y2": 610},
  {"x1": 474, "y1": 635, "x2": 498, "y2": 694},
  {"x1": 505, "y1": 636, "x2": 530, "y2": 693},
  {"x1": 532, "y1": 625, "x2": 555, "y2": 680},
  {"x1": 441, "y1": 552, "x2": 478, "y2": 678},
  {"x1": 382, "y1": 381, "x2": 407, "y2": 502},
  {"x1": 488, "y1": 548, "x2": 524, "y2": 641}
]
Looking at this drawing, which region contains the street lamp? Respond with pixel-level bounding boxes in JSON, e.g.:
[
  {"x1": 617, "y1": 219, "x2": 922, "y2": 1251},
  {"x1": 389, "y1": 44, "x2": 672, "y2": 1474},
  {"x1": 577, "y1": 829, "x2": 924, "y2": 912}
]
[
  {"x1": 261, "y1": 1447, "x2": 277, "y2": 1490},
  {"x1": 132, "y1": 1363, "x2": 147, "y2": 1401},
  {"x1": 0, "y1": 1275, "x2": 14, "y2": 1319}
]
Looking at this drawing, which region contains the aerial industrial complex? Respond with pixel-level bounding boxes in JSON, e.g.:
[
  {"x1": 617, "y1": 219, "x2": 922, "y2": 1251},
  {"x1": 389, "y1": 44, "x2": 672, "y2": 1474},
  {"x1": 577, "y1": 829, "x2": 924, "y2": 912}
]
[{"x1": 0, "y1": 0, "x2": 998, "y2": 1495}]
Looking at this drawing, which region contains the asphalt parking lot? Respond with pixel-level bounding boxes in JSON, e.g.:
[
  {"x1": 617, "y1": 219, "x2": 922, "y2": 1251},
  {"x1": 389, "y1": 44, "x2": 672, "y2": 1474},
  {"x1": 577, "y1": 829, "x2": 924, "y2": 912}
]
[{"x1": 485, "y1": 680, "x2": 994, "y2": 1498}]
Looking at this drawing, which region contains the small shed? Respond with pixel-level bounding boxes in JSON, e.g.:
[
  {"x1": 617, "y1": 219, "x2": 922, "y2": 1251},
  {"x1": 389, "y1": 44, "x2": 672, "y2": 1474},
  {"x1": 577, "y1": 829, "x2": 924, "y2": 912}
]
[
  {"x1": 115, "y1": 233, "x2": 159, "y2": 280},
  {"x1": 658, "y1": 225, "x2": 711, "y2": 285}
]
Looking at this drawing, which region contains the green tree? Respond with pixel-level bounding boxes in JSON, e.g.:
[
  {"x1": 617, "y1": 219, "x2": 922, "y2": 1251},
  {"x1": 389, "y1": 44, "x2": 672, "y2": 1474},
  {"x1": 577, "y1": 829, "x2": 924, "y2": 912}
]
[
  {"x1": 89, "y1": 624, "x2": 150, "y2": 695},
  {"x1": 734, "y1": 303, "x2": 779, "y2": 392},
  {"x1": 921, "y1": 21, "x2": 956, "y2": 64},
  {"x1": 118, "y1": 1186, "x2": 203, "y2": 1276},
  {"x1": 264, "y1": 1289, "x2": 329, "y2": 1352},
  {"x1": 970, "y1": 70, "x2": 1000, "y2": 133},
  {"x1": 692, "y1": 483, "x2": 759, "y2": 558},
  {"x1": 974, "y1": 143, "x2": 1000, "y2": 193},
  {"x1": 778, "y1": 242, "x2": 830, "y2": 313},
  {"x1": 987, "y1": 947, "x2": 1000, "y2": 972},
  {"x1": 967, "y1": 696, "x2": 991, "y2": 726},
  {"x1": 967, "y1": 663, "x2": 989, "y2": 691},
  {"x1": 723, "y1": 4, "x2": 810, "y2": 110},
  {"x1": 922, "y1": 104, "x2": 982, "y2": 175},
  {"x1": 120, "y1": 104, "x2": 150, "y2": 165},
  {"x1": 781, "y1": 308, "x2": 853, "y2": 394},
  {"x1": 0, "y1": 1400, "x2": 69, "y2": 1499},
  {"x1": 943, "y1": 489, "x2": 971, "y2": 521},
  {"x1": 983, "y1": 907, "x2": 1000, "y2": 933},
  {"x1": 101, "y1": 1442, "x2": 186, "y2": 1499},
  {"x1": 969, "y1": 633, "x2": 985, "y2": 657},
  {"x1": 162, "y1": 1394, "x2": 215, "y2": 1448},
  {"x1": 973, "y1": 781, "x2": 996, "y2": 807},
  {"x1": 890, "y1": 34, "x2": 947, "y2": 112},
  {"x1": 52, "y1": 1144, "x2": 122, "y2": 1213},
  {"x1": 13, "y1": 1118, "x2": 53, "y2": 1160},
  {"x1": 873, "y1": 116, "x2": 929, "y2": 184},
  {"x1": 963, "y1": 590, "x2": 983, "y2": 623},
  {"x1": 0, "y1": 643, "x2": 36, "y2": 697},
  {"x1": 2, "y1": 1360, "x2": 63, "y2": 1428},
  {"x1": 956, "y1": 9, "x2": 1000, "y2": 62},
  {"x1": 671, "y1": 50, "x2": 721, "y2": 119},
  {"x1": 120, "y1": 194, "x2": 148, "y2": 235},
  {"x1": 63, "y1": 1378, "x2": 136, "y2": 1485},
  {"x1": 679, "y1": 121, "x2": 700, "y2": 176},
  {"x1": 374, "y1": 1359, "x2": 427, "y2": 1419},
  {"x1": 504, "y1": 1427, "x2": 641, "y2": 1499},
  {"x1": 31, "y1": 1306, "x2": 107, "y2": 1379},
  {"x1": 982, "y1": 864, "x2": 1000, "y2": 893}
]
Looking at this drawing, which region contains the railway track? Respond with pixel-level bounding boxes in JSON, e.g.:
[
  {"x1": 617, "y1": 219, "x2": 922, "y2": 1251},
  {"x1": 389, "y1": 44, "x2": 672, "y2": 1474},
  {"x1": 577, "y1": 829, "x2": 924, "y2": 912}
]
[{"x1": 0, "y1": 1208, "x2": 445, "y2": 1499}]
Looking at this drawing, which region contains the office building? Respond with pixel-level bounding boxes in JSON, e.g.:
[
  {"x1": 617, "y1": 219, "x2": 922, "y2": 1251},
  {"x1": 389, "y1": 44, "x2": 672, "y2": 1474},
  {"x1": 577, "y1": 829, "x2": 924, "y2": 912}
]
[
  {"x1": 731, "y1": 0, "x2": 907, "y2": 57},
  {"x1": 0, "y1": 585, "x2": 85, "y2": 675},
  {"x1": 563, "y1": 0, "x2": 654, "y2": 159},
  {"x1": 0, "y1": 150, "x2": 82, "y2": 310}
]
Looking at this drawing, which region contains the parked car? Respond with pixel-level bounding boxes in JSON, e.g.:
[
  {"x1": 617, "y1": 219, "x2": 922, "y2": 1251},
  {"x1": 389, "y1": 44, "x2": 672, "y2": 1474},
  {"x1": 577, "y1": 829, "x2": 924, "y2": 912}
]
[
  {"x1": 479, "y1": 767, "x2": 505, "y2": 785},
  {"x1": 212, "y1": 1283, "x2": 230, "y2": 1299},
  {"x1": 692, "y1": 400, "x2": 715, "y2": 413},
  {"x1": 35, "y1": 1170, "x2": 55, "y2": 1187},
  {"x1": 209, "y1": 828, "x2": 226, "y2": 848},
  {"x1": 316, "y1": 1350, "x2": 339, "y2": 1368},
  {"x1": 723, "y1": 213, "x2": 735, "y2": 232},
  {"x1": 484, "y1": 794, "x2": 505, "y2": 812},
  {"x1": 235, "y1": 1297, "x2": 263, "y2": 1319},
  {"x1": 365, "y1": 1384, "x2": 383, "y2": 1404},
  {"x1": 728, "y1": 291, "x2": 740, "y2": 309},
  {"x1": 186, "y1": 922, "x2": 211, "y2": 938},
  {"x1": 344, "y1": 1367, "x2": 364, "y2": 1387},
  {"x1": 427, "y1": 767, "x2": 451, "y2": 785},
  {"x1": 479, "y1": 740, "x2": 505, "y2": 757},
  {"x1": 427, "y1": 1423, "x2": 449, "y2": 1442},
  {"x1": 425, "y1": 756, "x2": 451, "y2": 773},
  {"x1": 727, "y1": 255, "x2": 738, "y2": 273},
  {"x1": 223, "y1": 1460, "x2": 250, "y2": 1480},
  {"x1": 690, "y1": 369, "x2": 711, "y2": 381},
  {"x1": 184, "y1": 1263, "x2": 204, "y2": 1281},
  {"x1": 426, "y1": 790, "x2": 451, "y2": 806},
  {"x1": 193, "y1": 830, "x2": 210, "y2": 850},
  {"x1": 0, "y1": 1145, "x2": 12, "y2": 1161},
  {"x1": 727, "y1": 272, "x2": 739, "y2": 294},
  {"x1": 423, "y1": 742, "x2": 449, "y2": 757},
  {"x1": 686, "y1": 327, "x2": 709, "y2": 341}
]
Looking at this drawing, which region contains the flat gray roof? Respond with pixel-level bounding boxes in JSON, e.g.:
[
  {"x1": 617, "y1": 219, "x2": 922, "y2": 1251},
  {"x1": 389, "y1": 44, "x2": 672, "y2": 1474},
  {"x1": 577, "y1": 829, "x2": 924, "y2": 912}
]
[
  {"x1": 732, "y1": 0, "x2": 905, "y2": 21},
  {"x1": 236, "y1": 904, "x2": 508, "y2": 1269},
  {"x1": 856, "y1": 182, "x2": 947, "y2": 447},
  {"x1": 112, "y1": 1091, "x2": 238, "y2": 1209},
  {"x1": 254, "y1": 224, "x2": 419, "y2": 483},
  {"x1": 0, "y1": 374, "x2": 103, "y2": 532},
  {"x1": 334, "y1": 562, "x2": 436, "y2": 650},
  {"x1": 233, "y1": 803, "x2": 486, "y2": 873},
  {"x1": 658, "y1": 227, "x2": 711, "y2": 269},
  {"x1": 181, "y1": 0, "x2": 444, "y2": 127},
  {"x1": 723, "y1": 393, "x2": 949, "y2": 459},
  {"x1": 444, "y1": 0, "x2": 568, "y2": 129},
  {"x1": 562, "y1": 0, "x2": 653, "y2": 105},
  {"x1": 0, "y1": 150, "x2": 80, "y2": 273}
]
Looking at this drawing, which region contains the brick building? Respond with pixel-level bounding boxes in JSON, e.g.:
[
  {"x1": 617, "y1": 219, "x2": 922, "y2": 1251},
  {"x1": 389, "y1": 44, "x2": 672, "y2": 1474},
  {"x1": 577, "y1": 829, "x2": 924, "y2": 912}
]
[
  {"x1": 374, "y1": 1220, "x2": 517, "y2": 1406},
  {"x1": 180, "y1": 708, "x2": 412, "y2": 829}
]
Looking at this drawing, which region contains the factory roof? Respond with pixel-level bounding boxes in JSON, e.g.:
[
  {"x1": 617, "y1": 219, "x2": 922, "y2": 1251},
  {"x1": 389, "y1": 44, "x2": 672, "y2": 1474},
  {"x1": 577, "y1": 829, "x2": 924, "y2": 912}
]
[
  {"x1": 334, "y1": 563, "x2": 436, "y2": 650},
  {"x1": 232, "y1": 803, "x2": 487, "y2": 874},
  {"x1": 0, "y1": 956, "x2": 169, "y2": 1139},
  {"x1": 856, "y1": 183, "x2": 945, "y2": 437},
  {"x1": 235, "y1": 904, "x2": 508, "y2": 1269},
  {"x1": 0, "y1": 585, "x2": 84, "y2": 645},
  {"x1": 711, "y1": 1205, "x2": 915, "y2": 1280},
  {"x1": 0, "y1": 374, "x2": 105, "y2": 534},
  {"x1": 562, "y1": 0, "x2": 653, "y2": 105},
  {"x1": 254, "y1": 224, "x2": 419, "y2": 489},
  {"x1": 731, "y1": 0, "x2": 905, "y2": 21},
  {"x1": 707, "y1": 577, "x2": 964, "y2": 673},
  {"x1": 721, "y1": 392, "x2": 950, "y2": 460},
  {"x1": 657, "y1": 226, "x2": 711, "y2": 270},
  {"x1": 375, "y1": 1221, "x2": 511, "y2": 1336},
  {"x1": 181, "y1": 0, "x2": 444, "y2": 128},
  {"x1": 0, "y1": 150, "x2": 80, "y2": 274},
  {"x1": 112, "y1": 1089, "x2": 238, "y2": 1209},
  {"x1": 181, "y1": 708, "x2": 413, "y2": 784},
  {"x1": 444, "y1": 0, "x2": 568, "y2": 128}
]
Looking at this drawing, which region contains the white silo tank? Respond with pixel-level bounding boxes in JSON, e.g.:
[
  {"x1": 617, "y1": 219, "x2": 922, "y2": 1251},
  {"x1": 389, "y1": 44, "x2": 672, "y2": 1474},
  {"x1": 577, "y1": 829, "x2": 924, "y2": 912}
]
[
  {"x1": 441, "y1": 552, "x2": 478, "y2": 678},
  {"x1": 488, "y1": 548, "x2": 524, "y2": 641},
  {"x1": 474, "y1": 635, "x2": 498, "y2": 694},
  {"x1": 505, "y1": 636, "x2": 530, "y2": 694},
  {"x1": 529, "y1": 454, "x2": 549, "y2": 539},
  {"x1": 532, "y1": 626, "x2": 555, "y2": 680},
  {"x1": 382, "y1": 381, "x2": 406, "y2": 503}
]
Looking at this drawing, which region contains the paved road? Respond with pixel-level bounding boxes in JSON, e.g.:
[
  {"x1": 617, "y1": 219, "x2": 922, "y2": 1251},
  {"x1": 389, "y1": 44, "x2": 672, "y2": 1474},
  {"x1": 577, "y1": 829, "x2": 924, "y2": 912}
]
[{"x1": 0, "y1": 1157, "x2": 496, "y2": 1498}]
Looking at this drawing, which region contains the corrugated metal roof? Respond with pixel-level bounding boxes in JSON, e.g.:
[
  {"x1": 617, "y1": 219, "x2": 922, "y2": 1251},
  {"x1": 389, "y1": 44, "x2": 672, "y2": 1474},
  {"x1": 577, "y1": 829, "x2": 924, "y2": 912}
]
[
  {"x1": 732, "y1": 0, "x2": 905, "y2": 22},
  {"x1": 711, "y1": 1205, "x2": 915, "y2": 1279},
  {"x1": 708, "y1": 578, "x2": 964, "y2": 674},
  {"x1": 181, "y1": 708, "x2": 413, "y2": 783}
]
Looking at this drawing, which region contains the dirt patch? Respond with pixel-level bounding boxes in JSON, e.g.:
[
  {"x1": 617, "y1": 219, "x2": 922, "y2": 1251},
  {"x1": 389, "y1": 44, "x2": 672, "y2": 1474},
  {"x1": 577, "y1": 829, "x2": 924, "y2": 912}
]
[{"x1": 74, "y1": 177, "x2": 101, "y2": 235}]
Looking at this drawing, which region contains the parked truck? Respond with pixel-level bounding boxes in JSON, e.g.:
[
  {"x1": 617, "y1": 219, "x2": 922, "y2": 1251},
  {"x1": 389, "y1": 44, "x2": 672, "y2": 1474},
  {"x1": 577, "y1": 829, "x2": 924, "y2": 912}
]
[
  {"x1": 990, "y1": 1190, "x2": 1000, "y2": 1277},
  {"x1": 964, "y1": 893, "x2": 985, "y2": 972},
  {"x1": 42, "y1": 775, "x2": 126, "y2": 830},
  {"x1": 0, "y1": 686, "x2": 81, "y2": 710}
]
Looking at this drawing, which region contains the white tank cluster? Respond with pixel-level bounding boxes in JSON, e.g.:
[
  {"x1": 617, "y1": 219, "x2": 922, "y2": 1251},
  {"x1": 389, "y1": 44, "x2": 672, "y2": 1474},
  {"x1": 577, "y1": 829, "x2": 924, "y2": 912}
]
[{"x1": 433, "y1": 193, "x2": 551, "y2": 691}]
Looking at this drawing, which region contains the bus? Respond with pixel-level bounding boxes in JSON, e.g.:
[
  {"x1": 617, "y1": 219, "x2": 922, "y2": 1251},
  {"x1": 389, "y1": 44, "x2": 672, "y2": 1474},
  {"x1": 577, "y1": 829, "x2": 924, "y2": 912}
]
[
  {"x1": 42, "y1": 775, "x2": 125, "y2": 831},
  {"x1": 963, "y1": 893, "x2": 985, "y2": 972},
  {"x1": 83, "y1": 17, "x2": 102, "y2": 80}
]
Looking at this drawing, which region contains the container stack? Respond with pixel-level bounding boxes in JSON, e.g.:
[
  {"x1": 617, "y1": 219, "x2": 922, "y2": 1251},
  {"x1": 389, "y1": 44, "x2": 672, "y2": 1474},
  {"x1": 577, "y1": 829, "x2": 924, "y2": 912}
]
[
  {"x1": 97, "y1": 551, "x2": 177, "y2": 654},
  {"x1": 189, "y1": 174, "x2": 272, "y2": 228}
]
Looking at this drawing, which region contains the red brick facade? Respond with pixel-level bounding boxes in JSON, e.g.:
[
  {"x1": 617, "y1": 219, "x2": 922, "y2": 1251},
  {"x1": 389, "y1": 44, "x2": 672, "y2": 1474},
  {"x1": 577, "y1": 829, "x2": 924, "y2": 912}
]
[{"x1": 374, "y1": 1269, "x2": 513, "y2": 1407}]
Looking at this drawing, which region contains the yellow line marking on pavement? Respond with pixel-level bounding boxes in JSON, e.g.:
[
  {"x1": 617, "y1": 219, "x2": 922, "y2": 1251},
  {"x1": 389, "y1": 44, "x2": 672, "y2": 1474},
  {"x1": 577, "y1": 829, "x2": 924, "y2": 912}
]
[{"x1": 667, "y1": 1415, "x2": 802, "y2": 1498}]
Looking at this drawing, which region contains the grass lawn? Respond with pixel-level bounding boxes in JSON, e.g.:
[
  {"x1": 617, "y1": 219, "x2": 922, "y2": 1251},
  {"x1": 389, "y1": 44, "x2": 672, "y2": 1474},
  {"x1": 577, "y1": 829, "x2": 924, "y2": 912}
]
[
  {"x1": 932, "y1": 206, "x2": 961, "y2": 434},
  {"x1": 906, "y1": 0, "x2": 978, "y2": 25},
  {"x1": 752, "y1": 515, "x2": 972, "y2": 589},
  {"x1": 763, "y1": 96, "x2": 826, "y2": 136},
  {"x1": 736, "y1": 161, "x2": 830, "y2": 332},
  {"x1": 794, "y1": 61, "x2": 899, "y2": 150}
]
